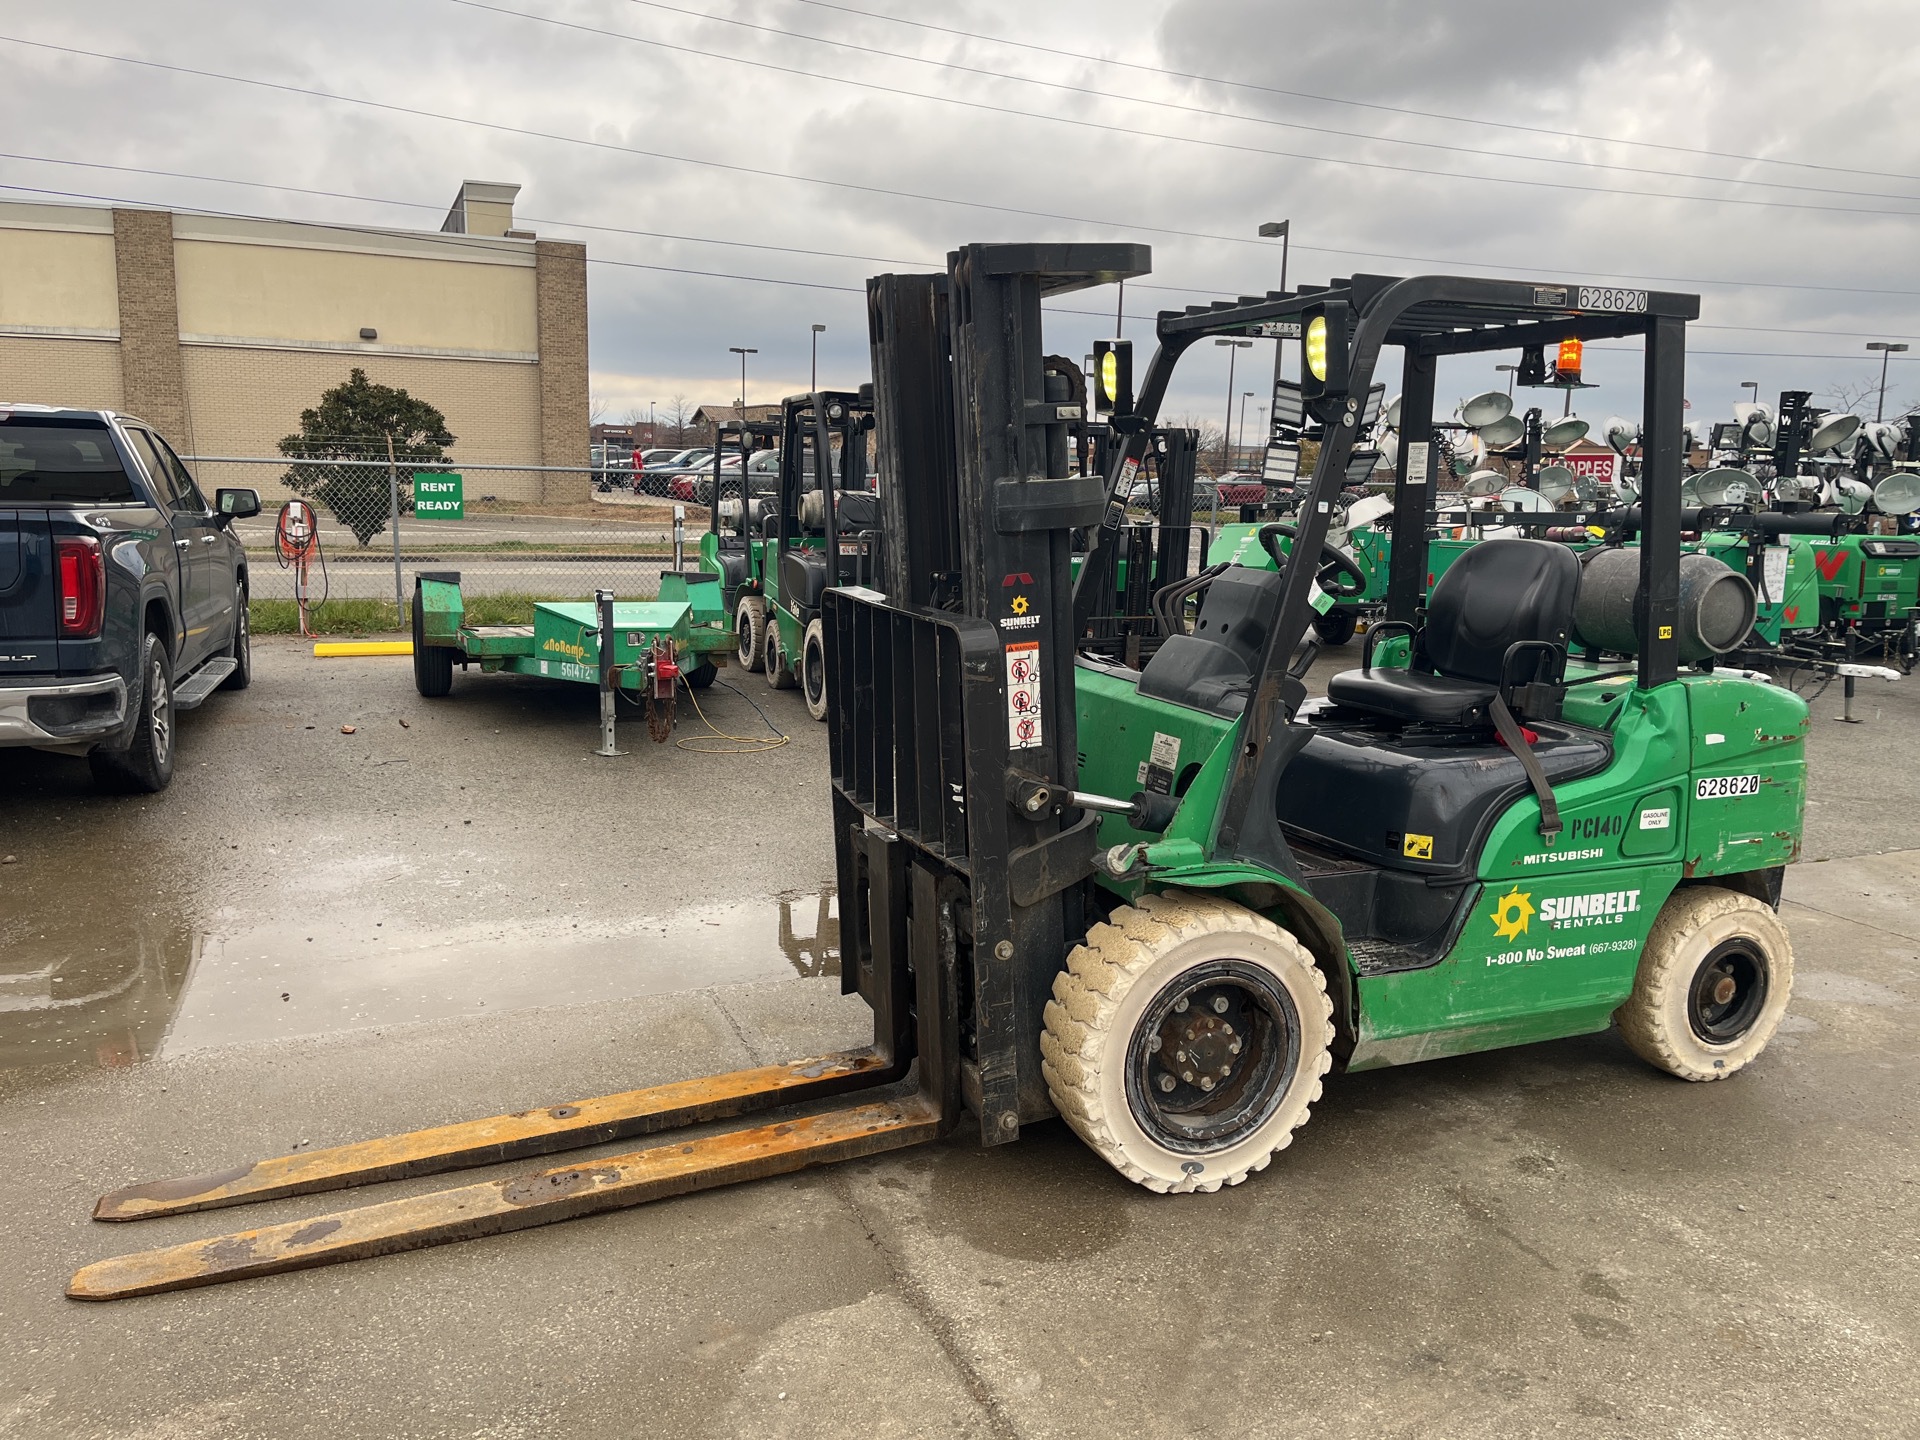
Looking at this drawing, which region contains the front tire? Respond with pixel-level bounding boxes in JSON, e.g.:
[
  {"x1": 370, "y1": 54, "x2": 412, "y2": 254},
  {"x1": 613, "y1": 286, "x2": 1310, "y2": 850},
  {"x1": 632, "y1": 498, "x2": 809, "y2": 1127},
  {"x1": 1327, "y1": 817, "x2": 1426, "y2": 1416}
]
[
  {"x1": 1041, "y1": 892, "x2": 1333, "y2": 1194},
  {"x1": 221, "y1": 584, "x2": 252, "y2": 690},
  {"x1": 90, "y1": 633, "x2": 176, "y2": 794},
  {"x1": 764, "y1": 622, "x2": 796, "y2": 689},
  {"x1": 801, "y1": 617, "x2": 829, "y2": 722},
  {"x1": 736, "y1": 595, "x2": 767, "y2": 673},
  {"x1": 1312, "y1": 607, "x2": 1358, "y2": 647},
  {"x1": 1616, "y1": 887, "x2": 1794, "y2": 1082}
]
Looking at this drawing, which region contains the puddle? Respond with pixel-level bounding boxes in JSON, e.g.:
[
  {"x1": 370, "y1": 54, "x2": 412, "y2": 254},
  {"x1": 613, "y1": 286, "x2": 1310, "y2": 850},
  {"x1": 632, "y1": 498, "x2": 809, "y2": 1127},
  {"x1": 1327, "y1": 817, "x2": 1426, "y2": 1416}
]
[{"x1": 0, "y1": 889, "x2": 838, "y2": 1071}]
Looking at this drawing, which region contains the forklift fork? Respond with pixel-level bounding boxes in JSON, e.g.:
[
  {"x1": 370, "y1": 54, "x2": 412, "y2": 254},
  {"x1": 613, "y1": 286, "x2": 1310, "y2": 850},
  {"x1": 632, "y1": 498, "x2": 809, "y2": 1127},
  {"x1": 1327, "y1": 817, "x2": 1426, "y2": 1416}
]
[{"x1": 71, "y1": 841, "x2": 955, "y2": 1301}]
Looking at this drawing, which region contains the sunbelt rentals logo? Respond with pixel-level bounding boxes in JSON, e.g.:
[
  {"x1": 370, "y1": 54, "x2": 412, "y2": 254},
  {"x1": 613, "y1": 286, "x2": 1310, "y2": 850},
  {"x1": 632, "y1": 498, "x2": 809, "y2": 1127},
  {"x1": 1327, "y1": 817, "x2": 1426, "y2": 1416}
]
[
  {"x1": 1490, "y1": 887, "x2": 1535, "y2": 941},
  {"x1": 1486, "y1": 884, "x2": 1645, "y2": 967}
]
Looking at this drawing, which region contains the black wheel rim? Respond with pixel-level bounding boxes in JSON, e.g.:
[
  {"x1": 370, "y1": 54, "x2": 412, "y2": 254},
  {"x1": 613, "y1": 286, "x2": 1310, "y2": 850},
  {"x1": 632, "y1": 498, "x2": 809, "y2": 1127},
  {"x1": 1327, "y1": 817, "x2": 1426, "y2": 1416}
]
[
  {"x1": 1687, "y1": 940, "x2": 1769, "y2": 1043},
  {"x1": 1124, "y1": 959, "x2": 1300, "y2": 1155}
]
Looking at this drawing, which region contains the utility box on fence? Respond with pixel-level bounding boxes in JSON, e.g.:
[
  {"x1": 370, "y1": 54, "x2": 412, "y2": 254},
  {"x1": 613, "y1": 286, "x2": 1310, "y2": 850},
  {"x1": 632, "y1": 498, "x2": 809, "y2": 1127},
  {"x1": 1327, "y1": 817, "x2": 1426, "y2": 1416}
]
[{"x1": 413, "y1": 472, "x2": 464, "y2": 519}]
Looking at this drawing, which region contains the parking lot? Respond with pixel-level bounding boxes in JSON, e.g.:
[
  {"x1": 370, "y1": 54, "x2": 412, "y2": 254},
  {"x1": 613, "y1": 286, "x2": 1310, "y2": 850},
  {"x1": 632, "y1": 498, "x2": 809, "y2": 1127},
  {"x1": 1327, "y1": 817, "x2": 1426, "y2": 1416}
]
[{"x1": 1, "y1": 639, "x2": 1914, "y2": 1439}]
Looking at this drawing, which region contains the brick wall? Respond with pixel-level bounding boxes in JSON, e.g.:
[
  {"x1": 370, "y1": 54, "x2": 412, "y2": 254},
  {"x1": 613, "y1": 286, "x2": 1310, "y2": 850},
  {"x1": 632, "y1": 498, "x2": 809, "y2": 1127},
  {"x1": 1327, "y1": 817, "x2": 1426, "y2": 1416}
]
[
  {"x1": 111, "y1": 209, "x2": 190, "y2": 445},
  {"x1": 535, "y1": 239, "x2": 589, "y2": 502},
  {"x1": 180, "y1": 346, "x2": 543, "y2": 500},
  {"x1": 0, "y1": 337, "x2": 124, "y2": 410}
]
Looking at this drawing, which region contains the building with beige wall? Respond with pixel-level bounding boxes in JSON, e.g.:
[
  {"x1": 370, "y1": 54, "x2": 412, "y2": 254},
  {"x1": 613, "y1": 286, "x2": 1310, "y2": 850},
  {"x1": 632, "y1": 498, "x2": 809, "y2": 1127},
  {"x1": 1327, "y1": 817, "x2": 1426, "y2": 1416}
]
[{"x1": 0, "y1": 181, "x2": 588, "y2": 502}]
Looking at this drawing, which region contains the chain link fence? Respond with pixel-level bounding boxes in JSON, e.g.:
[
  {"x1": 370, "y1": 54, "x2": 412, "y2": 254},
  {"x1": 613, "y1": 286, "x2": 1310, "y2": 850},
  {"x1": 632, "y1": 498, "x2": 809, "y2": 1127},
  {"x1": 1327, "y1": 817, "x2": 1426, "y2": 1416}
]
[{"x1": 184, "y1": 454, "x2": 694, "y2": 613}]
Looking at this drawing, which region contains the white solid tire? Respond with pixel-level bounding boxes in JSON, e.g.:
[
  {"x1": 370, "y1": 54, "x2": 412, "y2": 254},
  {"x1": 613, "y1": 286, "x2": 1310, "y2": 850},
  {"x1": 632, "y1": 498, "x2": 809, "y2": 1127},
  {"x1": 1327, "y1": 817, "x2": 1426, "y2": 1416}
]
[
  {"x1": 1616, "y1": 886, "x2": 1794, "y2": 1082},
  {"x1": 1041, "y1": 891, "x2": 1333, "y2": 1194},
  {"x1": 801, "y1": 617, "x2": 829, "y2": 722},
  {"x1": 736, "y1": 596, "x2": 767, "y2": 673}
]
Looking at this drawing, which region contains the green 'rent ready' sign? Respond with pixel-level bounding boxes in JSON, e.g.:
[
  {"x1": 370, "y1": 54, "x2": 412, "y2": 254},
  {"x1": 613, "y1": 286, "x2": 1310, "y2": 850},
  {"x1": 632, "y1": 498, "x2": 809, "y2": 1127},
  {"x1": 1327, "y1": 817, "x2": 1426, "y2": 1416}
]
[{"x1": 413, "y1": 472, "x2": 464, "y2": 520}]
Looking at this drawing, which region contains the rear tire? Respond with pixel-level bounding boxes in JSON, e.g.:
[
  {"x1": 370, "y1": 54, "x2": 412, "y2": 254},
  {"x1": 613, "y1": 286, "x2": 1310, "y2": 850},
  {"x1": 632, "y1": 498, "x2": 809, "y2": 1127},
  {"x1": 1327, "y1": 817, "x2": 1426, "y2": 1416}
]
[
  {"x1": 1616, "y1": 887, "x2": 1793, "y2": 1081},
  {"x1": 90, "y1": 633, "x2": 176, "y2": 794},
  {"x1": 221, "y1": 584, "x2": 252, "y2": 690},
  {"x1": 801, "y1": 617, "x2": 829, "y2": 722},
  {"x1": 1041, "y1": 891, "x2": 1333, "y2": 1194},
  {"x1": 764, "y1": 622, "x2": 796, "y2": 689},
  {"x1": 685, "y1": 660, "x2": 717, "y2": 690},
  {"x1": 411, "y1": 601, "x2": 456, "y2": 698},
  {"x1": 736, "y1": 595, "x2": 767, "y2": 673},
  {"x1": 1312, "y1": 607, "x2": 1358, "y2": 647}
]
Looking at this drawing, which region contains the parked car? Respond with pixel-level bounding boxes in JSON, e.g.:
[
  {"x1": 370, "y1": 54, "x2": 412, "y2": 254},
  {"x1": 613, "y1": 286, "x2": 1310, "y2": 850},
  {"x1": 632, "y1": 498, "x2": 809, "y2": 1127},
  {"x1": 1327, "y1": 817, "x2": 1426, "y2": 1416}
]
[
  {"x1": 649, "y1": 448, "x2": 717, "y2": 499},
  {"x1": 0, "y1": 404, "x2": 259, "y2": 792},
  {"x1": 1207, "y1": 472, "x2": 1270, "y2": 508},
  {"x1": 694, "y1": 449, "x2": 781, "y2": 506}
]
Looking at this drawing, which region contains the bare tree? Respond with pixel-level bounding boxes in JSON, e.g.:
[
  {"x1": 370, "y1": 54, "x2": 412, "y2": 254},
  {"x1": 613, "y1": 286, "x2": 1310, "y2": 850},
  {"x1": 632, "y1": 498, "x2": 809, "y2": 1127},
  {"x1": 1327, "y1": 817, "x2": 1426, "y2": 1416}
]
[
  {"x1": 1168, "y1": 413, "x2": 1227, "y2": 474},
  {"x1": 589, "y1": 392, "x2": 609, "y2": 426},
  {"x1": 662, "y1": 394, "x2": 697, "y2": 447}
]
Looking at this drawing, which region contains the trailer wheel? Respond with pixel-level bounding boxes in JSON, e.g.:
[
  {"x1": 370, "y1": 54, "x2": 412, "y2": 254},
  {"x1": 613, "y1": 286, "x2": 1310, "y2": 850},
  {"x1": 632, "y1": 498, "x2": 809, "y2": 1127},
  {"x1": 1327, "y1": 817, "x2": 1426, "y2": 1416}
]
[
  {"x1": 1616, "y1": 887, "x2": 1793, "y2": 1082},
  {"x1": 1041, "y1": 891, "x2": 1333, "y2": 1194},
  {"x1": 764, "y1": 624, "x2": 797, "y2": 690},
  {"x1": 736, "y1": 596, "x2": 767, "y2": 673},
  {"x1": 1312, "y1": 607, "x2": 1358, "y2": 647},
  {"x1": 685, "y1": 661, "x2": 717, "y2": 690},
  {"x1": 801, "y1": 617, "x2": 829, "y2": 721},
  {"x1": 411, "y1": 601, "x2": 456, "y2": 698}
]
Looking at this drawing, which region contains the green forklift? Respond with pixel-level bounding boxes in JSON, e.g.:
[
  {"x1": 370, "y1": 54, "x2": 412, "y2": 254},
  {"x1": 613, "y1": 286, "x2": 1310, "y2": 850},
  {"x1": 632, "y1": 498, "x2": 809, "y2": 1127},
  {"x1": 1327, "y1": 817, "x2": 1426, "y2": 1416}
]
[{"x1": 68, "y1": 246, "x2": 1805, "y2": 1297}]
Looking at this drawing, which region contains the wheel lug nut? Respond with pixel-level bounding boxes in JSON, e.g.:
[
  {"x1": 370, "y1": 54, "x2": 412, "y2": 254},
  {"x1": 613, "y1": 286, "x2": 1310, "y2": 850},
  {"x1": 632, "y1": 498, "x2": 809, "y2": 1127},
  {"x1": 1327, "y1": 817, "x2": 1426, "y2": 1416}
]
[
  {"x1": 1212, "y1": 996, "x2": 1229, "y2": 1014},
  {"x1": 1157, "y1": 1074, "x2": 1176, "y2": 1093},
  {"x1": 1200, "y1": 1077, "x2": 1215, "y2": 1091},
  {"x1": 1181, "y1": 1071, "x2": 1194, "y2": 1083},
  {"x1": 1229, "y1": 1040, "x2": 1241, "y2": 1055},
  {"x1": 1175, "y1": 1050, "x2": 1187, "y2": 1063},
  {"x1": 1219, "y1": 1065, "x2": 1232, "y2": 1077},
  {"x1": 1173, "y1": 998, "x2": 1189, "y2": 1013}
]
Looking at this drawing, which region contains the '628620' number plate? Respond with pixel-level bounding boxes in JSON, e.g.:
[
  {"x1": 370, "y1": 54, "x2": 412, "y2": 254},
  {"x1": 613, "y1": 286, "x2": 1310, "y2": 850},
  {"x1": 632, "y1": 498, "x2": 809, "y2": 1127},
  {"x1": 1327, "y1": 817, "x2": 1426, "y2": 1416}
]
[
  {"x1": 1696, "y1": 773, "x2": 1760, "y2": 799},
  {"x1": 1578, "y1": 286, "x2": 1649, "y2": 313}
]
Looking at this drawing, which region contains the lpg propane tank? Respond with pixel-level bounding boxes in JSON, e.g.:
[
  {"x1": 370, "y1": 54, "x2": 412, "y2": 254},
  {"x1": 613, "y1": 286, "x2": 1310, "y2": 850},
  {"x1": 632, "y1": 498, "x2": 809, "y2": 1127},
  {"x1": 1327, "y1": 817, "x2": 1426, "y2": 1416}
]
[{"x1": 1573, "y1": 547, "x2": 1756, "y2": 664}]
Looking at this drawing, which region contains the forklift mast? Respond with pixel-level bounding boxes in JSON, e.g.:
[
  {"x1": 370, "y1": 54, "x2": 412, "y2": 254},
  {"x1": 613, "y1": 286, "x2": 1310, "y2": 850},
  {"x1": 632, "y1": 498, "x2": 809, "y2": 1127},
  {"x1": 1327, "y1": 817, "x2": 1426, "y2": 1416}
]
[{"x1": 831, "y1": 243, "x2": 1150, "y2": 1139}]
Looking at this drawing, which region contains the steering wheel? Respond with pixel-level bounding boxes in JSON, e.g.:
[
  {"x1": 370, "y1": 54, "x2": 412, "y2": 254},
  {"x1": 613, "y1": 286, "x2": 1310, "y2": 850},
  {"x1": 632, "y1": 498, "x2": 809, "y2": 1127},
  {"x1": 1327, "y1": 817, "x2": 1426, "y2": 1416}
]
[{"x1": 1257, "y1": 523, "x2": 1368, "y2": 599}]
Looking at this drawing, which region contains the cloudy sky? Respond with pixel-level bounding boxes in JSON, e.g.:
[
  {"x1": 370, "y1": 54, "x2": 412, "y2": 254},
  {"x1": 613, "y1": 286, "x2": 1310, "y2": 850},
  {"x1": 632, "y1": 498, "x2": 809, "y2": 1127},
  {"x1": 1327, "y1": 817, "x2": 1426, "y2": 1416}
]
[{"x1": 8, "y1": 0, "x2": 1919, "y2": 439}]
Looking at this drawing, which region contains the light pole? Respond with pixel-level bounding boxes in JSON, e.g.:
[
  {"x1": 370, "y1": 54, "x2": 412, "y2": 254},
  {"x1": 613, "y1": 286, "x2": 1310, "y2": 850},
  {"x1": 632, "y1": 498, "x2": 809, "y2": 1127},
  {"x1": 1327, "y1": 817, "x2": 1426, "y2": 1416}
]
[
  {"x1": 1238, "y1": 390, "x2": 1254, "y2": 468},
  {"x1": 1216, "y1": 337, "x2": 1251, "y2": 472},
  {"x1": 810, "y1": 324, "x2": 826, "y2": 391},
  {"x1": 729, "y1": 346, "x2": 757, "y2": 422},
  {"x1": 1257, "y1": 220, "x2": 1290, "y2": 293},
  {"x1": 1868, "y1": 342, "x2": 1910, "y2": 421},
  {"x1": 1496, "y1": 363, "x2": 1519, "y2": 396},
  {"x1": 1740, "y1": 381, "x2": 1759, "y2": 404}
]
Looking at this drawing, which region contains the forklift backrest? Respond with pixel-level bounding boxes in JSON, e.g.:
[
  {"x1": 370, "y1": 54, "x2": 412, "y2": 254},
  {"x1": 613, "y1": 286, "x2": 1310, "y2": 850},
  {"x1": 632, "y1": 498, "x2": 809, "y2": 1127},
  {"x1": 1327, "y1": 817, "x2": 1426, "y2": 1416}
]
[
  {"x1": 1423, "y1": 539, "x2": 1578, "y2": 685},
  {"x1": 1136, "y1": 568, "x2": 1285, "y2": 717}
]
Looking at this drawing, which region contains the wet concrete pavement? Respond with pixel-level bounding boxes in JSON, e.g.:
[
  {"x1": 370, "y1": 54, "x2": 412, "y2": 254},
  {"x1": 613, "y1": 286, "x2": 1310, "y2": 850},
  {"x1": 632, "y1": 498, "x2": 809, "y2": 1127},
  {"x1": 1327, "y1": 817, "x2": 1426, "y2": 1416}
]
[{"x1": 1, "y1": 638, "x2": 1917, "y2": 1437}]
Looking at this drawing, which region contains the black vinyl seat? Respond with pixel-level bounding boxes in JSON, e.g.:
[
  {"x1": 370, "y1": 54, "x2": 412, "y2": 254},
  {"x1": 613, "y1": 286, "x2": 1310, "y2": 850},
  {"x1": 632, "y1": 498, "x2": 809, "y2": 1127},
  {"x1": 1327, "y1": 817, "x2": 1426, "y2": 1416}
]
[
  {"x1": 1136, "y1": 567, "x2": 1285, "y2": 717},
  {"x1": 1326, "y1": 538, "x2": 1579, "y2": 727}
]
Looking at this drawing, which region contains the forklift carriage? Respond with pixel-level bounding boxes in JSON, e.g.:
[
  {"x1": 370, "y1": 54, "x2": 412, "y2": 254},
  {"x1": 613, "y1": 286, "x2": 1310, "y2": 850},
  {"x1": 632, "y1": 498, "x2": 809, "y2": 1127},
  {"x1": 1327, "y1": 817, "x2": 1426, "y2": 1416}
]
[{"x1": 67, "y1": 245, "x2": 1805, "y2": 1298}]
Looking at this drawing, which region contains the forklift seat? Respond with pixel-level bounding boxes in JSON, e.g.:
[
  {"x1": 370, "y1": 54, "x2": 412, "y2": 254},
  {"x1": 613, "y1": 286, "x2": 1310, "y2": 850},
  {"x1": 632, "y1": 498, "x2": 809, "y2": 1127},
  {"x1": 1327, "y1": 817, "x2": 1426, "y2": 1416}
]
[
  {"x1": 1325, "y1": 539, "x2": 1578, "y2": 727},
  {"x1": 1136, "y1": 567, "x2": 1284, "y2": 717}
]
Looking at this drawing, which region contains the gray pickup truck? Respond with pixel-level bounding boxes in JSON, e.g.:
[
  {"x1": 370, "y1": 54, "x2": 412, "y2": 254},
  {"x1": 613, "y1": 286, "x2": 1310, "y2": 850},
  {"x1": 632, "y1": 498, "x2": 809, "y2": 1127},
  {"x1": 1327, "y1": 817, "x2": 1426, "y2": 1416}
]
[{"x1": 0, "y1": 404, "x2": 259, "y2": 792}]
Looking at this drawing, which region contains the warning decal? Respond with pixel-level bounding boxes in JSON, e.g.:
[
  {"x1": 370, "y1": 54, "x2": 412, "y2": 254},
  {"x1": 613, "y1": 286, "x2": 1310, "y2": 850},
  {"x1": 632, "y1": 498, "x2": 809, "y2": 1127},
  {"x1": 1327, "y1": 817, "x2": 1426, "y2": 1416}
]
[{"x1": 1006, "y1": 641, "x2": 1043, "y2": 750}]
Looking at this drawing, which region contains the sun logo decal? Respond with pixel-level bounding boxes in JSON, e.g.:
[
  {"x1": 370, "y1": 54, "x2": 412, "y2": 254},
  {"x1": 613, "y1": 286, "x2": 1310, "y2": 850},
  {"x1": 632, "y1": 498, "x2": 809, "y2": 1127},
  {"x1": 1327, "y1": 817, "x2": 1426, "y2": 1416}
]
[
  {"x1": 1009, "y1": 595, "x2": 1030, "y2": 615},
  {"x1": 1490, "y1": 887, "x2": 1535, "y2": 941}
]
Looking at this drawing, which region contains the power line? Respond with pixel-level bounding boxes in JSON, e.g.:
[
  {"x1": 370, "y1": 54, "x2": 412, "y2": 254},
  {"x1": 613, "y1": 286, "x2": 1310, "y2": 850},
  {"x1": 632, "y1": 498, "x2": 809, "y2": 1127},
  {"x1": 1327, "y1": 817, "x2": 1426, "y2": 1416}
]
[
  {"x1": 607, "y1": 0, "x2": 1920, "y2": 204},
  {"x1": 5, "y1": 153, "x2": 1920, "y2": 337},
  {"x1": 448, "y1": 0, "x2": 1920, "y2": 216},
  {"x1": 5, "y1": 177, "x2": 1910, "y2": 366},
  {"x1": 780, "y1": 0, "x2": 1920, "y2": 185}
]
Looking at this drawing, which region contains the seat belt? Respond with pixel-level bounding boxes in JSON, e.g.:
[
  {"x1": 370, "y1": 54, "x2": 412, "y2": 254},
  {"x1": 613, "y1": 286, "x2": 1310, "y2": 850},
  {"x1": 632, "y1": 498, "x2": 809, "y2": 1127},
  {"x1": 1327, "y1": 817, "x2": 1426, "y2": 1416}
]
[{"x1": 1489, "y1": 694, "x2": 1562, "y2": 840}]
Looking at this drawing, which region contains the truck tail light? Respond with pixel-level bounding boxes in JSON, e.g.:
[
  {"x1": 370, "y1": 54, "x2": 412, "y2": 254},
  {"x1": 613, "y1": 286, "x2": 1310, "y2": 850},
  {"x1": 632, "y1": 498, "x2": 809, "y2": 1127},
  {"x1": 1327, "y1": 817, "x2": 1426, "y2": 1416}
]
[{"x1": 56, "y1": 535, "x2": 105, "y2": 638}]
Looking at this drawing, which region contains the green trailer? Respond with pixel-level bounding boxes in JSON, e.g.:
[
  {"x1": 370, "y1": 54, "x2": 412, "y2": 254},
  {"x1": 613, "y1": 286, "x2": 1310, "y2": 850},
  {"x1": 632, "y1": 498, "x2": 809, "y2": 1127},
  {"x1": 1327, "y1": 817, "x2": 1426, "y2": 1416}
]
[{"x1": 408, "y1": 570, "x2": 732, "y2": 745}]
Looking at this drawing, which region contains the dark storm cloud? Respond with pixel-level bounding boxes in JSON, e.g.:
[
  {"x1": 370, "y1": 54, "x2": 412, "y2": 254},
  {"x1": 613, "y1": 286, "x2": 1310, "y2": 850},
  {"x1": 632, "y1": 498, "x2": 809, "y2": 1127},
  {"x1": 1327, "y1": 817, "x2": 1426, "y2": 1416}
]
[{"x1": 3, "y1": 0, "x2": 1917, "y2": 423}]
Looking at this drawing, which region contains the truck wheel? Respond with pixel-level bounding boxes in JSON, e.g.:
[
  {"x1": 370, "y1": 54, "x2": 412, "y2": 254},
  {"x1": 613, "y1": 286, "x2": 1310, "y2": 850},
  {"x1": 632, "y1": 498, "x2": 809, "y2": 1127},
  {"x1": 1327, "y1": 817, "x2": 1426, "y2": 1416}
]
[
  {"x1": 1312, "y1": 607, "x2": 1358, "y2": 647},
  {"x1": 90, "y1": 633, "x2": 176, "y2": 794},
  {"x1": 220, "y1": 583, "x2": 252, "y2": 690},
  {"x1": 411, "y1": 601, "x2": 456, "y2": 698},
  {"x1": 1041, "y1": 891, "x2": 1333, "y2": 1194},
  {"x1": 764, "y1": 623, "x2": 796, "y2": 690},
  {"x1": 801, "y1": 617, "x2": 829, "y2": 721},
  {"x1": 1616, "y1": 887, "x2": 1793, "y2": 1081}
]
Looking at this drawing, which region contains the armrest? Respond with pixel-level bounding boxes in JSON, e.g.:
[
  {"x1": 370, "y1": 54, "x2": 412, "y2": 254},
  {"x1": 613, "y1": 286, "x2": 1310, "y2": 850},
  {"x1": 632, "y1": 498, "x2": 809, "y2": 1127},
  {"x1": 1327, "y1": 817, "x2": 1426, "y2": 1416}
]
[{"x1": 1362, "y1": 621, "x2": 1416, "y2": 676}]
